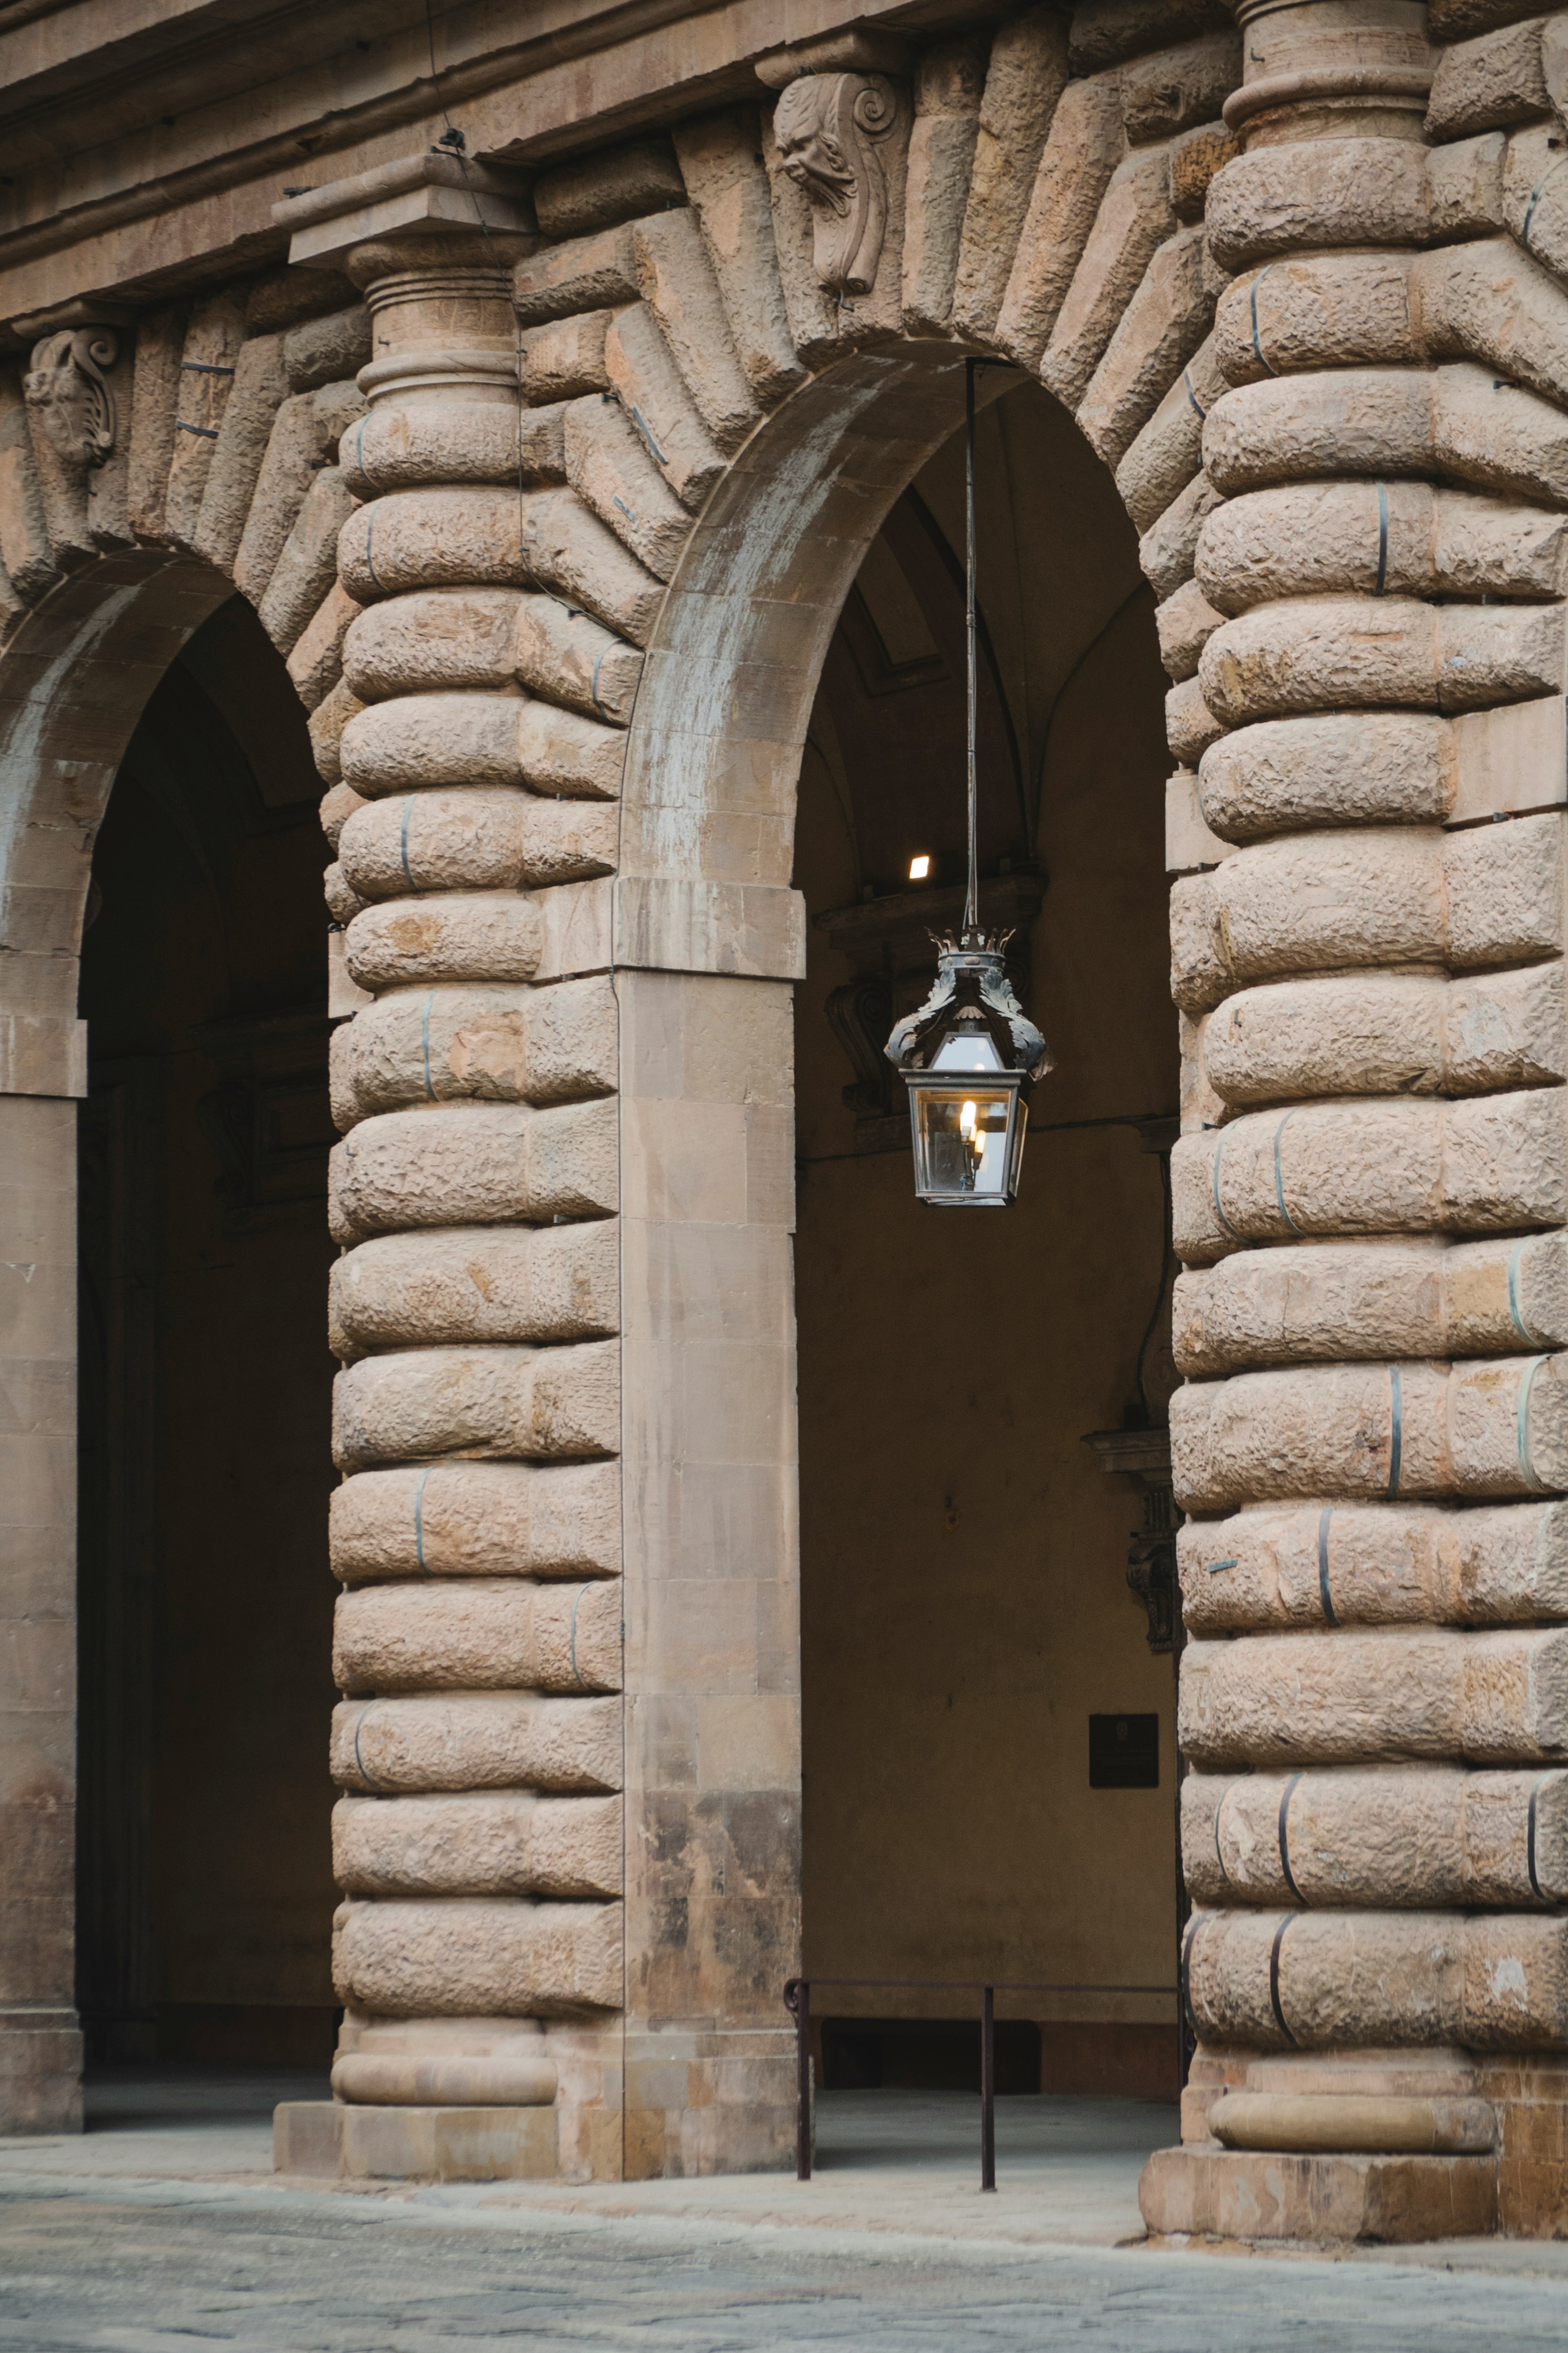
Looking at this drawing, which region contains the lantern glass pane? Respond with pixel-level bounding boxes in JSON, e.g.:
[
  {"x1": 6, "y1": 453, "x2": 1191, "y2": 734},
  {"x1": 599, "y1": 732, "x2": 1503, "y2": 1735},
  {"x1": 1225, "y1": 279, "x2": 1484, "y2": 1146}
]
[
  {"x1": 909, "y1": 1082, "x2": 1019, "y2": 1203},
  {"x1": 931, "y1": 1030, "x2": 1004, "y2": 1072}
]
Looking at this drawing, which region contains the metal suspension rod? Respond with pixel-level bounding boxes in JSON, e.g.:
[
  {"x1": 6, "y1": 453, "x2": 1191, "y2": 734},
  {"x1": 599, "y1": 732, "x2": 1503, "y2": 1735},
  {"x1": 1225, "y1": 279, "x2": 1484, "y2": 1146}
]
[{"x1": 964, "y1": 356, "x2": 979, "y2": 941}]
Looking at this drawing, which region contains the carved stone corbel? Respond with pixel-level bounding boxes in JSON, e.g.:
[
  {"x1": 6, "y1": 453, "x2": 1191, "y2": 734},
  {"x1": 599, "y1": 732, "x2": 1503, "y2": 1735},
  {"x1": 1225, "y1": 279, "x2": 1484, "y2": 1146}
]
[
  {"x1": 772, "y1": 73, "x2": 901, "y2": 297},
  {"x1": 24, "y1": 328, "x2": 119, "y2": 467}
]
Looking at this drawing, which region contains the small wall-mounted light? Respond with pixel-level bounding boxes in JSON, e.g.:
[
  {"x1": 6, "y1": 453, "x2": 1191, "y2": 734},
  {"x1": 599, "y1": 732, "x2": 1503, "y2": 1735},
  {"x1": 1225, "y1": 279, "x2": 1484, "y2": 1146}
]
[{"x1": 884, "y1": 359, "x2": 1046, "y2": 1206}]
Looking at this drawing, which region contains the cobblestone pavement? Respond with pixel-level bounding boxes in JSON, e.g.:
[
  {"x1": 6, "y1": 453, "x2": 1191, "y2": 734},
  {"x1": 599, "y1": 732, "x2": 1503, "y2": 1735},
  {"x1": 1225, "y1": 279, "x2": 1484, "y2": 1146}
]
[
  {"x1": 5, "y1": 2171, "x2": 1568, "y2": 2352},
  {"x1": 3, "y1": 2074, "x2": 1568, "y2": 2351}
]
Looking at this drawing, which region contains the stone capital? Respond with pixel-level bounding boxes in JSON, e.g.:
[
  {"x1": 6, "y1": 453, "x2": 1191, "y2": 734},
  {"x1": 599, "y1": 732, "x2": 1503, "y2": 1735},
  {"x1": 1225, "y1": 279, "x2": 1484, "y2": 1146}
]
[
  {"x1": 1223, "y1": 0, "x2": 1432, "y2": 144},
  {"x1": 274, "y1": 152, "x2": 538, "y2": 276}
]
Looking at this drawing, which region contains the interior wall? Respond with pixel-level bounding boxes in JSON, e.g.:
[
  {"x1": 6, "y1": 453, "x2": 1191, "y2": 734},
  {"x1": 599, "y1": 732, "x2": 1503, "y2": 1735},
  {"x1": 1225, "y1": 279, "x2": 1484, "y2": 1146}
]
[
  {"x1": 75, "y1": 593, "x2": 339, "y2": 2067},
  {"x1": 793, "y1": 382, "x2": 1181, "y2": 2095}
]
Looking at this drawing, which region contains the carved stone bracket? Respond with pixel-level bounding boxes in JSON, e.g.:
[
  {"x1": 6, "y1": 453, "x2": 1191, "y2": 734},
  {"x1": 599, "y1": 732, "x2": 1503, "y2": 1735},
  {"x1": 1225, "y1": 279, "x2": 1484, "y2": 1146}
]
[
  {"x1": 1083, "y1": 1426, "x2": 1181, "y2": 1657},
  {"x1": 771, "y1": 72, "x2": 900, "y2": 296},
  {"x1": 24, "y1": 328, "x2": 119, "y2": 467}
]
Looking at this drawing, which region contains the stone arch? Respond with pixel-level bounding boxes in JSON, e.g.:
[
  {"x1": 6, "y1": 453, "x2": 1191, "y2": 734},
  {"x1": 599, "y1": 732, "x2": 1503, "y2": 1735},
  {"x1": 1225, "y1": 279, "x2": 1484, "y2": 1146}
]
[{"x1": 0, "y1": 276, "x2": 369, "y2": 2129}]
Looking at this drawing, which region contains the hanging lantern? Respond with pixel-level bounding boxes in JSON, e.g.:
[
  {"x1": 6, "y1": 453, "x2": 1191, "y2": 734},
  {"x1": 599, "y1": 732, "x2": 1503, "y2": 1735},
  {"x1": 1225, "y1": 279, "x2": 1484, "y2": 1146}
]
[
  {"x1": 886, "y1": 930, "x2": 1048, "y2": 1205},
  {"x1": 885, "y1": 357, "x2": 1049, "y2": 1205}
]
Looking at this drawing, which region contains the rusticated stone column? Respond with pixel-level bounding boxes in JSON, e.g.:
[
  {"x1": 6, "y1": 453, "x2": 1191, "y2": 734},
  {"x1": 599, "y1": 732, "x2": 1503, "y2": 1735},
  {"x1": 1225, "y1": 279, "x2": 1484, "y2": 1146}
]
[
  {"x1": 1143, "y1": 0, "x2": 1568, "y2": 2243},
  {"x1": 269, "y1": 163, "x2": 632, "y2": 2185}
]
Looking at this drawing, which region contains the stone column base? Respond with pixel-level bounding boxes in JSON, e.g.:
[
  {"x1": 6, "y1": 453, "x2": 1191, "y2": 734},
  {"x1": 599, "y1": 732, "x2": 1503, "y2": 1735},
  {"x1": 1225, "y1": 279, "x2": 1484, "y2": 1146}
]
[
  {"x1": 1485, "y1": 2059, "x2": 1568, "y2": 2238},
  {"x1": 274, "y1": 2101, "x2": 557, "y2": 2182},
  {"x1": 0, "y1": 2010, "x2": 82, "y2": 2136},
  {"x1": 1140, "y1": 2144, "x2": 1498, "y2": 2244}
]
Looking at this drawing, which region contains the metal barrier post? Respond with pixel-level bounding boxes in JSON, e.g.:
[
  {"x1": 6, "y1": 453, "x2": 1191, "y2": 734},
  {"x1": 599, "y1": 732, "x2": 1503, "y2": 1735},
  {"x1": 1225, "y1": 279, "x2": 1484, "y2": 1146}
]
[
  {"x1": 785, "y1": 1977, "x2": 812, "y2": 2181},
  {"x1": 980, "y1": 1984, "x2": 995, "y2": 2191}
]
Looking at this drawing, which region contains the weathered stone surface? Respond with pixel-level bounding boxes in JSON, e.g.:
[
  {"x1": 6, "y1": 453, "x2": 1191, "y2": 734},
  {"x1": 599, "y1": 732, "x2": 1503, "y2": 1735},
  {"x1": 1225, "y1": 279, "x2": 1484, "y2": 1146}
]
[
  {"x1": 329, "y1": 1218, "x2": 618, "y2": 1355},
  {"x1": 1174, "y1": 1232, "x2": 1568, "y2": 1376},
  {"x1": 1184, "y1": 1765, "x2": 1568, "y2": 1908},
  {"x1": 1428, "y1": 15, "x2": 1554, "y2": 138},
  {"x1": 163, "y1": 292, "x2": 246, "y2": 549},
  {"x1": 1140, "y1": 2140, "x2": 1497, "y2": 2243},
  {"x1": 563, "y1": 394, "x2": 692, "y2": 581},
  {"x1": 602, "y1": 303, "x2": 726, "y2": 511},
  {"x1": 339, "y1": 489, "x2": 529, "y2": 601},
  {"x1": 1197, "y1": 480, "x2": 1568, "y2": 613},
  {"x1": 341, "y1": 690, "x2": 624, "y2": 801},
  {"x1": 284, "y1": 304, "x2": 371, "y2": 394},
  {"x1": 331, "y1": 1693, "x2": 619, "y2": 1795},
  {"x1": 192, "y1": 329, "x2": 286, "y2": 572},
  {"x1": 233, "y1": 390, "x2": 328, "y2": 602},
  {"x1": 1174, "y1": 1091, "x2": 1568, "y2": 1261},
  {"x1": 344, "y1": 893, "x2": 543, "y2": 988},
  {"x1": 514, "y1": 226, "x2": 640, "y2": 327},
  {"x1": 991, "y1": 73, "x2": 1125, "y2": 368},
  {"x1": 331, "y1": 1459, "x2": 621, "y2": 1583},
  {"x1": 1140, "y1": 471, "x2": 1225, "y2": 599},
  {"x1": 950, "y1": 7, "x2": 1069, "y2": 342},
  {"x1": 519, "y1": 488, "x2": 666, "y2": 645},
  {"x1": 1171, "y1": 1352, "x2": 1568, "y2": 1510},
  {"x1": 1195, "y1": 711, "x2": 1451, "y2": 837},
  {"x1": 331, "y1": 976, "x2": 616, "y2": 1124},
  {"x1": 1166, "y1": 673, "x2": 1225, "y2": 765},
  {"x1": 1118, "y1": 31, "x2": 1240, "y2": 146},
  {"x1": 1208, "y1": 140, "x2": 1434, "y2": 273},
  {"x1": 335, "y1": 1575, "x2": 622, "y2": 1693},
  {"x1": 332, "y1": 1338, "x2": 619, "y2": 1468},
  {"x1": 1190, "y1": 963, "x2": 1565, "y2": 1106},
  {"x1": 1156, "y1": 575, "x2": 1225, "y2": 681},
  {"x1": 124, "y1": 306, "x2": 185, "y2": 545},
  {"x1": 259, "y1": 465, "x2": 357, "y2": 653},
  {"x1": 1187, "y1": 1907, "x2": 1568, "y2": 2051},
  {"x1": 632, "y1": 208, "x2": 760, "y2": 450},
  {"x1": 1117, "y1": 333, "x2": 1227, "y2": 531},
  {"x1": 328, "y1": 1100, "x2": 618, "y2": 1240},
  {"x1": 1178, "y1": 1497, "x2": 1568, "y2": 1633},
  {"x1": 337, "y1": 789, "x2": 616, "y2": 901},
  {"x1": 900, "y1": 37, "x2": 986, "y2": 336},
  {"x1": 1077, "y1": 222, "x2": 1212, "y2": 469},
  {"x1": 1183, "y1": 1625, "x2": 1568, "y2": 1766},
  {"x1": 288, "y1": 581, "x2": 361, "y2": 710},
  {"x1": 667, "y1": 115, "x2": 801, "y2": 418},
  {"x1": 1069, "y1": 0, "x2": 1232, "y2": 74},
  {"x1": 1200, "y1": 597, "x2": 1566, "y2": 727},
  {"x1": 275, "y1": 2097, "x2": 559, "y2": 2179},
  {"x1": 339, "y1": 403, "x2": 563, "y2": 497},
  {"x1": 1041, "y1": 145, "x2": 1178, "y2": 411},
  {"x1": 333, "y1": 1792, "x2": 623, "y2": 1897},
  {"x1": 521, "y1": 313, "x2": 612, "y2": 405},
  {"x1": 310, "y1": 680, "x2": 366, "y2": 787},
  {"x1": 334, "y1": 1895, "x2": 623, "y2": 2015},
  {"x1": 1170, "y1": 816, "x2": 1563, "y2": 1010},
  {"x1": 534, "y1": 141, "x2": 685, "y2": 239}
]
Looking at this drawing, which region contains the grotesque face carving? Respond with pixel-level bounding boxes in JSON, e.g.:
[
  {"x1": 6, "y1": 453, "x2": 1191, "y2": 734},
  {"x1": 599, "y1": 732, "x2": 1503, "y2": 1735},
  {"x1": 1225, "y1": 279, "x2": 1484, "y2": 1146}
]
[
  {"x1": 772, "y1": 73, "x2": 899, "y2": 298},
  {"x1": 24, "y1": 329, "x2": 119, "y2": 469}
]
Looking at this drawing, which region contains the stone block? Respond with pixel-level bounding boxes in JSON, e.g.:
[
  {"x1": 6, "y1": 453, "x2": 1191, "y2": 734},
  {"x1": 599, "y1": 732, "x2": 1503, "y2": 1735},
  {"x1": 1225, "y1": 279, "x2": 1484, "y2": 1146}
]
[
  {"x1": 334, "y1": 1574, "x2": 620, "y2": 1694},
  {"x1": 343, "y1": 893, "x2": 543, "y2": 988},
  {"x1": 1180, "y1": 1625, "x2": 1568, "y2": 1768},
  {"x1": 329, "y1": 1218, "x2": 618, "y2": 1355},
  {"x1": 1139, "y1": 2141, "x2": 1498, "y2": 2241},
  {"x1": 331, "y1": 1458, "x2": 621, "y2": 1584},
  {"x1": 331, "y1": 1337, "x2": 620, "y2": 1466},
  {"x1": 337, "y1": 790, "x2": 615, "y2": 900},
  {"x1": 0, "y1": 2012, "x2": 81, "y2": 2135},
  {"x1": 274, "y1": 2098, "x2": 558, "y2": 2181},
  {"x1": 334, "y1": 1792, "x2": 623, "y2": 1897},
  {"x1": 1171, "y1": 1350, "x2": 1568, "y2": 1509},
  {"x1": 1184, "y1": 1764, "x2": 1568, "y2": 1908},
  {"x1": 331, "y1": 1691, "x2": 620, "y2": 1796},
  {"x1": 1180, "y1": 1495, "x2": 1568, "y2": 1633},
  {"x1": 632, "y1": 209, "x2": 760, "y2": 451},
  {"x1": 520, "y1": 313, "x2": 612, "y2": 404},
  {"x1": 563, "y1": 393, "x2": 692, "y2": 581},
  {"x1": 533, "y1": 143, "x2": 685, "y2": 241},
  {"x1": 672, "y1": 112, "x2": 805, "y2": 410},
  {"x1": 1041, "y1": 145, "x2": 1177, "y2": 412},
  {"x1": 328, "y1": 1098, "x2": 618, "y2": 1241},
  {"x1": 333, "y1": 1895, "x2": 623, "y2": 2015},
  {"x1": 329, "y1": 975, "x2": 616, "y2": 1123},
  {"x1": 990, "y1": 73, "x2": 1123, "y2": 368},
  {"x1": 949, "y1": 7, "x2": 1068, "y2": 342}
]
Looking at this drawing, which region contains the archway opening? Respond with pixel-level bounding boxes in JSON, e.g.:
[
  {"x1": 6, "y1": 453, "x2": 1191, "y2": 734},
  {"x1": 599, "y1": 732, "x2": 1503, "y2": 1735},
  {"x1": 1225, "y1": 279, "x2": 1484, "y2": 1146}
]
[
  {"x1": 75, "y1": 591, "x2": 339, "y2": 2072},
  {"x1": 791, "y1": 376, "x2": 1182, "y2": 2131}
]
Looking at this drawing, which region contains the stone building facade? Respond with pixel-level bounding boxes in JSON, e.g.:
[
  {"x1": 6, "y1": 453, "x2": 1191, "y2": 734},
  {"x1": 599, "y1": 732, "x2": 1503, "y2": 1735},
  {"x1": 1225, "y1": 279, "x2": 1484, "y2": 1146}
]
[{"x1": 6, "y1": 0, "x2": 1568, "y2": 2245}]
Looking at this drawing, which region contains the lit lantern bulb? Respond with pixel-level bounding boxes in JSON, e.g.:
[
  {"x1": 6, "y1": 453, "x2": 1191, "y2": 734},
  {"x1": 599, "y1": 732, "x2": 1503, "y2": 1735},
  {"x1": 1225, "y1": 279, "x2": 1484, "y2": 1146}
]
[
  {"x1": 908, "y1": 854, "x2": 932, "y2": 880},
  {"x1": 960, "y1": 1099, "x2": 977, "y2": 1136}
]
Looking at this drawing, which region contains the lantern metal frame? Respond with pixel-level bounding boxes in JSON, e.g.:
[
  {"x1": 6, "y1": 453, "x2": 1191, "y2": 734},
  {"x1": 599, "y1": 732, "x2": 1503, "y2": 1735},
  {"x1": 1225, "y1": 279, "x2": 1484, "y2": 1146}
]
[{"x1": 883, "y1": 358, "x2": 1049, "y2": 1205}]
